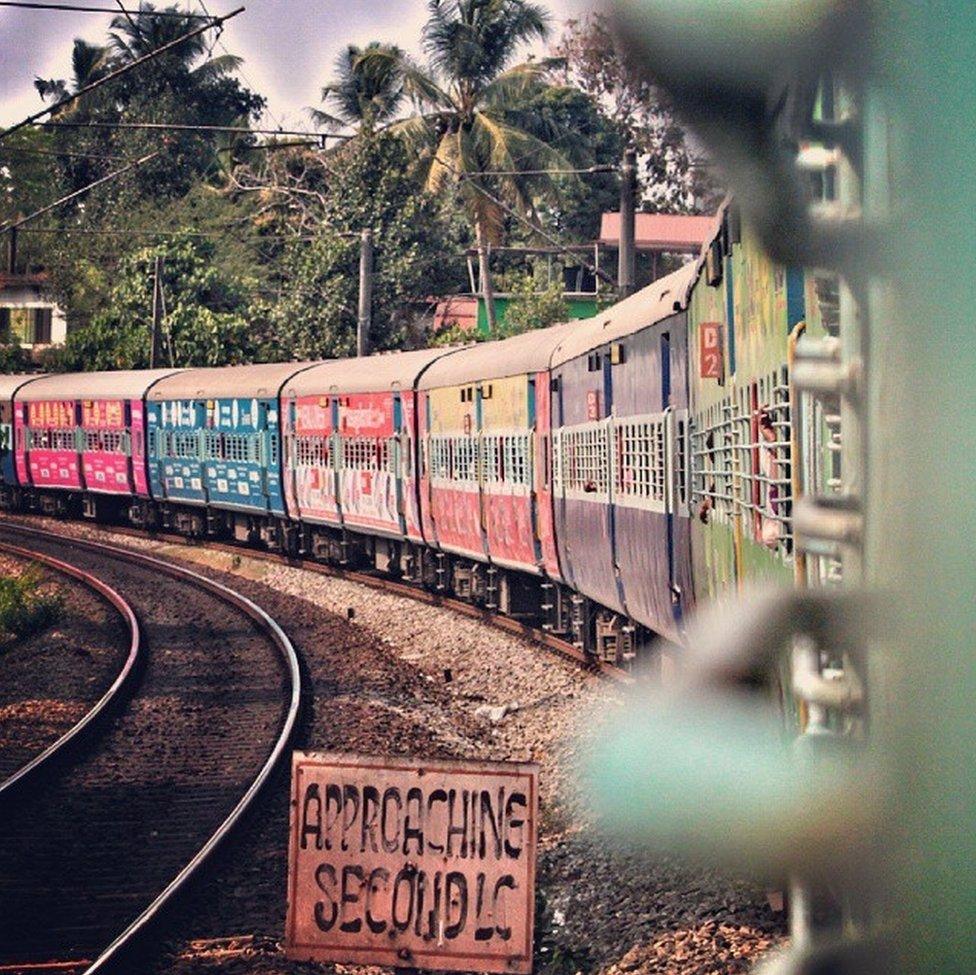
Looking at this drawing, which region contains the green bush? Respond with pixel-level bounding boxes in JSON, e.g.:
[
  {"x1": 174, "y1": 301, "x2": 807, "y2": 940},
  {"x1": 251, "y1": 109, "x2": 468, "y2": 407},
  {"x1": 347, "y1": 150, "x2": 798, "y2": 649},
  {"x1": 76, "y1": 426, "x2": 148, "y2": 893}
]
[
  {"x1": 0, "y1": 566, "x2": 62, "y2": 641},
  {"x1": 497, "y1": 271, "x2": 570, "y2": 338}
]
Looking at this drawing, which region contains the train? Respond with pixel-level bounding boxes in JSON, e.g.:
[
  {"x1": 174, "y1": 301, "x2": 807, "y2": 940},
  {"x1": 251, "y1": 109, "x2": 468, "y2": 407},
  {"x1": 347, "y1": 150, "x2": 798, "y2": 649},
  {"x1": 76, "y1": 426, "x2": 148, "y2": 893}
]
[{"x1": 0, "y1": 202, "x2": 828, "y2": 665}]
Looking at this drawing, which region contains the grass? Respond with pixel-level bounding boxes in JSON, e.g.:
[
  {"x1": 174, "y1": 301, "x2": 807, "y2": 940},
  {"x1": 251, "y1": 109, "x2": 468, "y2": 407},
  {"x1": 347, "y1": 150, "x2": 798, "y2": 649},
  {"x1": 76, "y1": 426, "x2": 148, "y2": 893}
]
[{"x1": 0, "y1": 565, "x2": 62, "y2": 642}]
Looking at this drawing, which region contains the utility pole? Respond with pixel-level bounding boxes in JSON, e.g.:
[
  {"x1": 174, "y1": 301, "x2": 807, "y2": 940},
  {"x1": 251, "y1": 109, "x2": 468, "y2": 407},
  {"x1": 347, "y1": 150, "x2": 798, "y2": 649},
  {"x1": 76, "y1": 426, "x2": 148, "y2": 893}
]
[
  {"x1": 618, "y1": 146, "x2": 637, "y2": 297},
  {"x1": 357, "y1": 229, "x2": 373, "y2": 357},
  {"x1": 150, "y1": 255, "x2": 164, "y2": 368}
]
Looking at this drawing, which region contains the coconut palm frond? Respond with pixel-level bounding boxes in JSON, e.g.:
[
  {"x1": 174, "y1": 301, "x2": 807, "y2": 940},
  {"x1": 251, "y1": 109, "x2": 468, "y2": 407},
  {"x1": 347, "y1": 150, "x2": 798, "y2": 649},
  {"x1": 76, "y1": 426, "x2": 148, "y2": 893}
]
[
  {"x1": 315, "y1": 41, "x2": 410, "y2": 130},
  {"x1": 71, "y1": 40, "x2": 111, "y2": 89},
  {"x1": 427, "y1": 129, "x2": 461, "y2": 194},
  {"x1": 34, "y1": 77, "x2": 69, "y2": 102},
  {"x1": 479, "y1": 61, "x2": 550, "y2": 111},
  {"x1": 307, "y1": 106, "x2": 347, "y2": 131},
  {"x1": 191, "y1": 53, "x2": 243, "y2": 83}
]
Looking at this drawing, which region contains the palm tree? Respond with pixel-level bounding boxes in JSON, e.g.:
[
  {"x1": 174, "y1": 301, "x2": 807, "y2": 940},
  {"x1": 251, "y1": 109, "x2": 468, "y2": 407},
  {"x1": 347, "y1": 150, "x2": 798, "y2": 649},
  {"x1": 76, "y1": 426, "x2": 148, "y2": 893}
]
[
  {"x1": 309, "y1": 42, "x2": 407, "y2": 133},
  {"x1": 377, "y1": 0, "x2": 572, "y2": 332},
  {"x1": 106, "y1": 3, "x2": 241, "y2": 83},
  {"x1": 35, "y1": 39, "x2": 110, "y2": 105}
]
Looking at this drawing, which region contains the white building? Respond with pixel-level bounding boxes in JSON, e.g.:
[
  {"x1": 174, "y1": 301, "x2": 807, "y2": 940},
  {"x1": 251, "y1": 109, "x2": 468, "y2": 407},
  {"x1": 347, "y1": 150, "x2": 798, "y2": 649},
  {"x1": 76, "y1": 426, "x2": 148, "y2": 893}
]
[{"x1": 0, "y1": 273, "x2": 67, "y2": 354}]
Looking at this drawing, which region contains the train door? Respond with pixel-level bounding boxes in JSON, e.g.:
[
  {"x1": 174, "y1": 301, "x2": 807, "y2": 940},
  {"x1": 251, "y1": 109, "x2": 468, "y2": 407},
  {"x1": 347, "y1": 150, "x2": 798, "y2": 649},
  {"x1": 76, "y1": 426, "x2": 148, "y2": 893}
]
[
  {"x1": 604, "y1": 350, "x2": 627, "y2": 614},
  {"x1": 474, "y1": 385, "x2": 489, "y2": 558},
  {"x1": 258, "y1": 399, "x2": 279, "y2": 514},
  {"x1": 661, "y1": 331, "x2": 683, "y2": 628},
  {"x1": 122, "y1": 400, "x2": 135, "y2": 493},
  {"x1": 331, "y1": 396, "x2": 344, "y2": 527},
  {"x1": 283, "y1": 394, "x2": 298, "y2": 516},
  {"x1": 527, "y1": 376, "x2": 544, "y2": 566},
  {"x1": 393, "y1": 393, "x2": 407, "y2": 536}
]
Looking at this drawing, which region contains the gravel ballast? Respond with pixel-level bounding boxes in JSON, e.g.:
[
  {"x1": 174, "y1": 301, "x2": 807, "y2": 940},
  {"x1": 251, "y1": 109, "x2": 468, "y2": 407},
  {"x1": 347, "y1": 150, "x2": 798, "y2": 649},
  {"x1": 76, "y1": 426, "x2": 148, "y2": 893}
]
[{"x1": 0, "y1": 550, "x2": 130, "y2": 782}]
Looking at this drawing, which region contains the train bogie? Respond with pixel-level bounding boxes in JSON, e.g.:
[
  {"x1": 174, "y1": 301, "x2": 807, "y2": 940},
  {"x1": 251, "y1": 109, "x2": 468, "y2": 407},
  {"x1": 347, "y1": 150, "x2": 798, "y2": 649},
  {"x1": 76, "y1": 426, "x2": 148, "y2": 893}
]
[
  {"x1": 281, "y1": 349, "x2": 448, "y2": 543},
  {"x1": 419, "y1": 322, "x2": 578, "y2": 579},
  {"x1": 0, "y1": 375, "x2": 39, "y2": 505},
  {"x1": 686, "y1": 209, "x2": 826, "y2": 601}
]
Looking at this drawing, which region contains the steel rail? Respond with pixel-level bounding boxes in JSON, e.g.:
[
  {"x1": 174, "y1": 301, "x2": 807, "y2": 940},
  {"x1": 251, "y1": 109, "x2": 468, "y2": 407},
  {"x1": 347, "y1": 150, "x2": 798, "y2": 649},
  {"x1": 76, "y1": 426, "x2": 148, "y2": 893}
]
[
  {"x1": 0, "y1": 523, "x2": 303, "y2": 975},
  {"x1": 0, "y1": 513, "x2": 630, "y2": 682},
  {"x1": 0, "y1": 540, "x2": 140, "y2": 802}
]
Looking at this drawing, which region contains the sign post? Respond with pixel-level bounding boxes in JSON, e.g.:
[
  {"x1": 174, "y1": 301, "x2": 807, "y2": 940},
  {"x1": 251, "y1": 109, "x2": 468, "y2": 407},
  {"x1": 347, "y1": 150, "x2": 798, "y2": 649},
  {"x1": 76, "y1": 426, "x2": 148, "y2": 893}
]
[{"x1": 285, "y1": 752, "x2": 539, "y2": 974}]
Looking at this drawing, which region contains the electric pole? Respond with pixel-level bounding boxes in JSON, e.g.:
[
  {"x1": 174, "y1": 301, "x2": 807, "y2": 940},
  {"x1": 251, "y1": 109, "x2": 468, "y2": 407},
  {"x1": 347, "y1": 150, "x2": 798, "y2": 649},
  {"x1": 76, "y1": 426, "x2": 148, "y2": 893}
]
[
  {"x1": 357, "y1": 229, "x2": 373, "y2": 357},
  {"x1": 150, "y1": 255, "x2": 164, "y2": 368},
  {"x1": 618, "y1": 146, "x2": 637, "y2": 297}
]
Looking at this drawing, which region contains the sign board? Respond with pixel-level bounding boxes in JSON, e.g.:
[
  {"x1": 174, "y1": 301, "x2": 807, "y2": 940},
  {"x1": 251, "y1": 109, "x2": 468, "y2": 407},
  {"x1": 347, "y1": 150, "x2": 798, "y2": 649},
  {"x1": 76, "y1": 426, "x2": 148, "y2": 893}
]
[
  {"x1": 285, "y1": 751, "x2": 539, "y2": 973},
  {"x1": 699, "y1": 321, "x2": 723, "y2": 380}
]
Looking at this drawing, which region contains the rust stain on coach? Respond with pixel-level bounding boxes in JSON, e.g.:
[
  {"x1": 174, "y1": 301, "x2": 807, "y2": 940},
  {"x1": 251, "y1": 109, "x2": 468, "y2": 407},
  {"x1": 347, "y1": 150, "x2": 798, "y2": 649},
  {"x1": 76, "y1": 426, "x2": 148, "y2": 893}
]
[{"x1": 285, "y1": 751, "x2": 540, "y2": 973}]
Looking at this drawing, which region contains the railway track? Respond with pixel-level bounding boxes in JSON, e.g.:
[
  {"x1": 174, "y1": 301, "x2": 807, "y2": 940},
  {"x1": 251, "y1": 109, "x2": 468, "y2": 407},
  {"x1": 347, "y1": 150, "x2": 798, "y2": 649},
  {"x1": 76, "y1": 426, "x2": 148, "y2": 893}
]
[
  {"x1": 0, "y1": 524, "x2": 302, "y2": 975},
  {"x1": 0, "y1": 513, "x2": 630, "y2": 682},
  {"x1": 0, "y1": 541, "x2": 140, "y2": 803}
]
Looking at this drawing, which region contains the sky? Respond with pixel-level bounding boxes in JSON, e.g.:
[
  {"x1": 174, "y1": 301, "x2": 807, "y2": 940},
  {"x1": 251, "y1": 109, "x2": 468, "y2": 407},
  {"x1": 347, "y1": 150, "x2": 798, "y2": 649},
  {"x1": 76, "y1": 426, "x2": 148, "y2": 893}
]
[{"x1": 0, "y1": 0, "x2": 596, "y2": 129}]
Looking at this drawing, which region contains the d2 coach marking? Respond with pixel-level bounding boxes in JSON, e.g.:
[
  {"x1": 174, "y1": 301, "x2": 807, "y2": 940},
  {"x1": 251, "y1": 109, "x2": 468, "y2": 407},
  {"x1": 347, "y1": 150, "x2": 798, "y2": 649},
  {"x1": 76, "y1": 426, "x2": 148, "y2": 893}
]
[{"x1": 285, "y1": 752, "x2": 539, "y2": 973}]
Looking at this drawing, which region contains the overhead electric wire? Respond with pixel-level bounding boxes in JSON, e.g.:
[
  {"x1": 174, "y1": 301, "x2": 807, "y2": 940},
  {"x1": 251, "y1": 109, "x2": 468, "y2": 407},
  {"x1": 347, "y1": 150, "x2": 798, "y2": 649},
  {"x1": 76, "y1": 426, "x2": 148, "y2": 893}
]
[
  {"x1": 194, "y1": 0, "x2": 288, "y2": 136},
  {"x1": 0, "y1": 145, "x2": 135, "y2": 162},
  {"x1": 0, "y1": 1, "x2": 214, "y2": 15},
  {"x1": 0, "y1": 149, "x2": 159, "y2": 232},
  {"x1": 38, "y1": 120, "x2": 350, "y2": 139},
  {"x1": 0, "y1": 5, "x2": 244, "y2": 143},
  {"x1": 16, "y1": 226, "x2": 318, "y2": 240},
  {"x1": 475, "y1": 164, "x2": 618, "y2": 176}
]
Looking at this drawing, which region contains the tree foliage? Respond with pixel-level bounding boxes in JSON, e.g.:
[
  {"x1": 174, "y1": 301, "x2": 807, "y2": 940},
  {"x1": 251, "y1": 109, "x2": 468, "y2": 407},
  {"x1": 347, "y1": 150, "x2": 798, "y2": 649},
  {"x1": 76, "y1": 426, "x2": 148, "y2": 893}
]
[
  {"x1": 310, "y1": 42, "x2": 407, "y2": 132},
  {"x1": 498, "y1": 270, "x2": 569, "y2": 337},
  {"x1": 369, "y1": 0, "x2": 578, "y2": 331},
  {"x1": 261, "y1": 132, "x2": 465, "y2": 358},
  {"x1": 4, "y1": 1, "x2": 717, "y2": 374},
  {"x1": 54, "y1": 236, "x2": 261, "y2": 371},
  {"x1": 553, "y1": 13, "x2": 722, "y2": 212},
  {"x1": 35, "y1": 3, "x2": 264, "y2": 200}
]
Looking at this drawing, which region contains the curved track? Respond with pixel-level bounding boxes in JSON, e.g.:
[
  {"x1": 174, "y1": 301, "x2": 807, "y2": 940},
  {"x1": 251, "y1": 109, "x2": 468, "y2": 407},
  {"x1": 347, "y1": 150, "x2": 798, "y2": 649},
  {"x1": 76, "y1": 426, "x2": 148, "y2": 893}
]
[
  {"x1": 0, "y1": 524, "x2": 302, "y2": 975},
  {"x1": 0, "y1": 540, "x2": 140, "y2": 803}
]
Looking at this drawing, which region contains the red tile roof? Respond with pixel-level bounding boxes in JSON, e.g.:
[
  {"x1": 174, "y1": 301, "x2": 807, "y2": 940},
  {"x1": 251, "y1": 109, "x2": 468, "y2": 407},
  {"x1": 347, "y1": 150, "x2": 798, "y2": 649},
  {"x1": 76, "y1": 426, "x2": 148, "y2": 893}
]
[
  {"x1": 432, "y1": 296, "x2": 479, "y2": 333},
  {"x1": 599, "y1": 212, "x2": 717, "y2": 252},
  {"x1": 0, "y1": 271, "x2": 49, "y2": 290}
]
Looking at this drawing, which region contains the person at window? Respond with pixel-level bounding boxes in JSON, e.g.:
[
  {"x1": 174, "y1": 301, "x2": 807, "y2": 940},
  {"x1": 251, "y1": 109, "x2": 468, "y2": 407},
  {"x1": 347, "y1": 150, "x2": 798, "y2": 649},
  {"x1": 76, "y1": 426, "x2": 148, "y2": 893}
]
[
  {"x1": 758, "y1": 408, "x2": 783, "y2": 548},
  {"x1": 698, "y1": 430, "x2": 717, "y2": 524}
]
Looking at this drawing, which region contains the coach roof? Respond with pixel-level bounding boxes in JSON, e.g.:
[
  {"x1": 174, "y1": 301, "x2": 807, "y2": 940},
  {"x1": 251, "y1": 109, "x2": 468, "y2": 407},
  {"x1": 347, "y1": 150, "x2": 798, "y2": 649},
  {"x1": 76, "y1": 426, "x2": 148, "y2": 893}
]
[
  {"x1": 549, "y1": 259, "x2": 700, "y2": 368},
  {"x1": 148, "y1": 362, "x2": 318, "y2": 401},
  {"x1": 418, "y1": 319, "x2": 580, "y2": 389},
  {"x1": 16, "y1": 368, "x2": 184, "y2": 402},
  {"x1": 284, "y1": 348, "x2": 456, "y2": 397},
  {"x1": 0, "y1": 374, "x2": 43, "y2": 401}
]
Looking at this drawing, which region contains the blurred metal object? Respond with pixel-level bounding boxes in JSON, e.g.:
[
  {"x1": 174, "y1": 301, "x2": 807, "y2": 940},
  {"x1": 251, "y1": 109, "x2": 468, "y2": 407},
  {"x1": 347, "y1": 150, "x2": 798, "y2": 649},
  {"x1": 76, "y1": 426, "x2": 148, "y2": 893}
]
[{"x1": 602, "y1": 0, "x2": 976, "y2": 972}]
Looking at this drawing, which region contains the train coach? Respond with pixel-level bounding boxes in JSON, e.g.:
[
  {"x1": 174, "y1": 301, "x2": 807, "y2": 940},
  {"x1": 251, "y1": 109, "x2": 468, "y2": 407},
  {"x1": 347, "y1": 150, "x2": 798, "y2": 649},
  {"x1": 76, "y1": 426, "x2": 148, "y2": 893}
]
[
  {"x1": 279, "y1": 347, "x2": 452, "y2": 569},
  {"x1": 1, "y1": 369, "x2": 182, "y2": 517},
  {"x1": 0, "y1": 204, "x2": 831, "y2": 667},
  {"x1": 143, "y1": 362, "x2": 319, "y2": 542}
]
